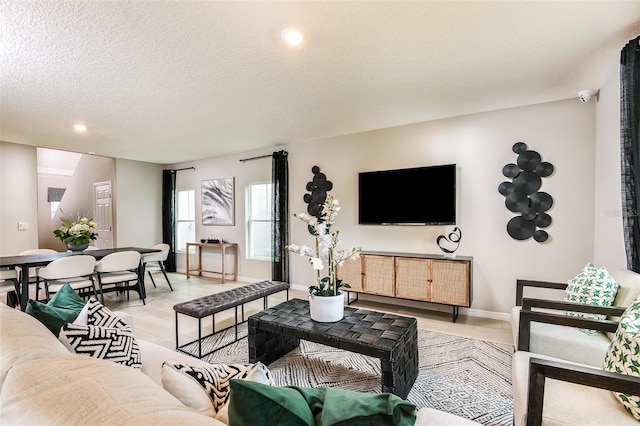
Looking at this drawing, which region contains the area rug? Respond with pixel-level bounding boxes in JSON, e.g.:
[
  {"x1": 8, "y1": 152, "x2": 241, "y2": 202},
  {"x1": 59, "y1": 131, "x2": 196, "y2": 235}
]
[{"x1": 198, "y1": 325, "x2": 514, "y2": 425}]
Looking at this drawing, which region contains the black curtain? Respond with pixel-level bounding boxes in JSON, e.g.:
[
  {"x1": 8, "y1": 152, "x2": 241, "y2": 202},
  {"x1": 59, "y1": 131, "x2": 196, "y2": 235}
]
[
  {"x1": 620, "y1": 36, "x2": 640, "y2": 273},
  {"x1": 272, "y1": 150, "x2": 289, "y2": 282},
  {"x1": 162, "y1": 169, "x2": 177, "y2": 272}
]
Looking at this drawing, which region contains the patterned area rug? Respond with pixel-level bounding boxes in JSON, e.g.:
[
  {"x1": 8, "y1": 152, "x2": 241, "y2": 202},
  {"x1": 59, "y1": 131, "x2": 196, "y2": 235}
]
[{"x1": 199, "y1": 324, "x2": 514, "y2": 425}]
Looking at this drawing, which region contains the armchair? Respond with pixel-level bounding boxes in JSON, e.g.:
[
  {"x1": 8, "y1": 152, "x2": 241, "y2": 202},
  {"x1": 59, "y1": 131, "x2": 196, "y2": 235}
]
[
  {"x1": 511, "y1": 270, "x2": 640, "y2": 367},
  {"x1": 511, "y1": 270, "x2": 640, "y2": 425}
]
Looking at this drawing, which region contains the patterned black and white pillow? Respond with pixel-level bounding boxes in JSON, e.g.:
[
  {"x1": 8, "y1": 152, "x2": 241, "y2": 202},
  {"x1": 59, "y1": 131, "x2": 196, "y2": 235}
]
[
  {"x1": 59, "y1": 323, "x2": 142, "y2": 369},
  {"x1": 76, "y1": 297, "x2": 131, "y2": 329},
  {"x1": 161, "y1": 361, "x2": 273, "y2": 417}
]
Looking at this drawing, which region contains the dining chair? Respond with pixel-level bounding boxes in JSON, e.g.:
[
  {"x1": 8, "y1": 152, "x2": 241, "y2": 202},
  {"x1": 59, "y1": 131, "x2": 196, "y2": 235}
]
[
  {"x1": 38, "y1": 255, "x2": 99, "y2": 302},
  {"x1": 17, "y1": 248, "x2": 58, "y2": 301},
  {"x1": 94, "y1": 251, "x2": 144, "y2": 304},
  {"x1": 0, "y1": 268, "x2": 20, "y2": 308},
  {"x1": 142, "y1": 243, "x2": 173, "y2": 291}
]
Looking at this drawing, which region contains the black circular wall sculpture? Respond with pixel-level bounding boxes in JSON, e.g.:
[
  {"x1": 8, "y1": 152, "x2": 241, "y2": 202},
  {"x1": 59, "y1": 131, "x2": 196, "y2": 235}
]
[
  {"x1": 499, "y1": 142, "x2": 554, "y2": 243},
  {"x1": 303, "y1": 166, "x2": 333, "y2": 235}
]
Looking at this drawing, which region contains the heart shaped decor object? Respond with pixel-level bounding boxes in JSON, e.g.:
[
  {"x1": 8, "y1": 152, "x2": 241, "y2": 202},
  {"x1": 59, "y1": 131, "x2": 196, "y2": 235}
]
[{"x1": 437, "y1": 227, "x2": 462, "y2": 254}]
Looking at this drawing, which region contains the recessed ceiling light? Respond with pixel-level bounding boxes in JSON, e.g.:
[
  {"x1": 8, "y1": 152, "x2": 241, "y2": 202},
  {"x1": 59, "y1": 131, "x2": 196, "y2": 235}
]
[
  {"x1": 282, "y1": 28, "x2": 304, "y2": 46},
  {"x1": 73, "y1": 124, "x2": 87, "y2": 132}
]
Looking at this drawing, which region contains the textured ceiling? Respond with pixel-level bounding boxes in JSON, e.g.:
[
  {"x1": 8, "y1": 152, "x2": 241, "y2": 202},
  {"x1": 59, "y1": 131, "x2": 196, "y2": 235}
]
[{"x1": 1, "y1": 1, "x2": 638, "y2": 164}]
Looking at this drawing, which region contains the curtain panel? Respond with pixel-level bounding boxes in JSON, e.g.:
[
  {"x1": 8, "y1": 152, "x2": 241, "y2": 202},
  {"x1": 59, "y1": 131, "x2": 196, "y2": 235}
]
[
  {"x1": 272, "y1": 151, "x2": 289, "y2": 282},
  {"x1": 620, "y1": 36, "x2": 640, "y2": 273},
  {"x1": 162, "y1": 169, "x2": 177, "y2": 272}
]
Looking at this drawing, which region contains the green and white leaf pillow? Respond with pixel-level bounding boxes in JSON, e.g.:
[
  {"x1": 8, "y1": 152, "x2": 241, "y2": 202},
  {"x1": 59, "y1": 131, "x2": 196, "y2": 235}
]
[
  {"x1": 603, "y1": 296, "x2": 640, "y2": 420},
  {"x1": 564, "y1": 263, "x2": 619, "y2": 335}
]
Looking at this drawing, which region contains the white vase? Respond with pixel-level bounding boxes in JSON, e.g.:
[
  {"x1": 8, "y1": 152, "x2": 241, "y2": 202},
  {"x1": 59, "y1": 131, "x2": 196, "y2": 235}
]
[{"x1": 309, "y1": 292, "x2": 345, "y2": 322}]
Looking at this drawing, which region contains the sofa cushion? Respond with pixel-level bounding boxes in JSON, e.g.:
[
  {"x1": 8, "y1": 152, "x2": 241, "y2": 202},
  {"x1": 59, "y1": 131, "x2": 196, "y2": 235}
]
[
  {"x1": 25, "y1": 282, "x2": 85, "y2": 336},
  {"x1": 0, "y1": 355, "x2": 225, "y2": 425},
  {"x1": 161, "y1": 361, "x2": 273, "y2": 418},
  {"x1": 511, "y1": 304, "x2": 611, "y2": 367},
  {"x1": 611, "y1": 270, "x2": 640, "y2": 309},
  {"x1": 564, "y1": 263, "x2": 618, "y2": 334},
  {"x1": 227, "y1": 379, "x2": 417, "y2": 426},
  {"x1": 0, "y1": 302, "x2": 71, "y2": 389},
  {"x1": 59, "y1": 323, "x2": 142, "y2": 369},
  {"x1": 603, "y1": 296, "x2": 640, "y2": 420},
  {"x1": 136, "y1": 338, "x2": 211, "y2": 386}
]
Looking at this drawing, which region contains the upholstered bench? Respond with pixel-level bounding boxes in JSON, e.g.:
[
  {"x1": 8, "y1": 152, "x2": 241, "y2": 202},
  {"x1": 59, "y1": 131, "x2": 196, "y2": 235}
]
[{"x1": 173, "y1": 280, "x2": 290, "y2": 358}]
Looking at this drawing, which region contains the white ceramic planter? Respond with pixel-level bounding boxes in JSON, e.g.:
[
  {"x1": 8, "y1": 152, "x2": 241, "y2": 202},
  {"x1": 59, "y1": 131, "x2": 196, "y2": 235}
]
[{"x1": 309, "y1": 292, "x2": 345, "y2": 322}]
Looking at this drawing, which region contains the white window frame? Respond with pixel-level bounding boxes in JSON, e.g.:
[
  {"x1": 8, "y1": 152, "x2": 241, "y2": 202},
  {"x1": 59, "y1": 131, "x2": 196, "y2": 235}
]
[
  {"x1": 175, "y1": 189, "x2": 195, "y2": 252},
  {"x1": 245, "y1": 181, "x2": 273, "y2": 261}
]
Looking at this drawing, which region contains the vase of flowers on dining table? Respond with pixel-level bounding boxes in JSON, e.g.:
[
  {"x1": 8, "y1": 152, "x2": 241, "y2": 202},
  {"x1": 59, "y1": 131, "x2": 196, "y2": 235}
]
[{"x1": 53, "y1": 212, "x2": 98, "y2": 252}]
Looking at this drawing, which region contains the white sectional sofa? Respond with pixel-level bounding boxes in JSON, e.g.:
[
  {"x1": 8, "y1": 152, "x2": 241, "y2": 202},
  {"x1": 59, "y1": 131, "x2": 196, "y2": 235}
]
[{"x1": 0, "y1": 302, "x2": 479, "y2": 425}]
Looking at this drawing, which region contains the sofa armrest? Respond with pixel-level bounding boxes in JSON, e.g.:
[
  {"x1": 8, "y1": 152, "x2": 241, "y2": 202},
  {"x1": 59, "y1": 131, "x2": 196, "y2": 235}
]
[
  {"x1": 526, "y1": 357, "x2": 640, "y2": 426},
  {"x1": 516, "y1": 280, "x2": 567, "y2": 306},
  {"x1": 522, "y1": 298, "x2": 627, "y2": 316},
  {"x1": 517, "y1": 308, "x2": 619, "y2": 351}
]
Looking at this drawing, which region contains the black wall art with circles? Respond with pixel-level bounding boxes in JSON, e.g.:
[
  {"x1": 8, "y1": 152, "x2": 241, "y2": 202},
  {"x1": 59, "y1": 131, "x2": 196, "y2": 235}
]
[
  {"x1": 303, "y1": 166, "x2": 333, "y2": 235},
  {"x1": 499, "y1": 142, "x2": 554, "y2": 243}
]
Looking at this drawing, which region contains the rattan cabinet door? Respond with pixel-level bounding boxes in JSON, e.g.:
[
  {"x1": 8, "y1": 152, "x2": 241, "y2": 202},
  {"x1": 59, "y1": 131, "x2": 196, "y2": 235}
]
[
  {"x1": 336, "y1": 257, "x2": 363, "y2": 292},
  {"x1": 363, "y1": 255, "x2": 395, "y2": 296},
  {"x1": 395, "y1": 257, "x2": 430, "y2": 301},
  {"x1": 431, "y1": 260, "x2": 470, "y2": 306}
]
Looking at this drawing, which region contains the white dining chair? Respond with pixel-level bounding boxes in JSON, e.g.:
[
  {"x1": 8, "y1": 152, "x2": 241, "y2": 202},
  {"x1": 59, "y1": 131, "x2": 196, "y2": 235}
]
[
  {"x1": 142, "y1": 243, "x2": 173, "y2": 291},
  {"x1": 95, "y1": 251, "x2": 144, "y2": 304},
  {"x1": 0, "y1": 268, "x2": 20, "y2": 308},
  {"x1": 17, "y1": 248, "x2": 58, "y2": 301},
  {"x1": 38, "y1": 255, "x2": 98, "y2": 302}
]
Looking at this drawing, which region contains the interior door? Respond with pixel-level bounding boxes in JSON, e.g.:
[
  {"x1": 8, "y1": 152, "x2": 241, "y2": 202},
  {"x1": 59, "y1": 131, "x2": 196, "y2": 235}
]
[{"x1": 93, "y1": 181, "x2": 113, "y2": 248}]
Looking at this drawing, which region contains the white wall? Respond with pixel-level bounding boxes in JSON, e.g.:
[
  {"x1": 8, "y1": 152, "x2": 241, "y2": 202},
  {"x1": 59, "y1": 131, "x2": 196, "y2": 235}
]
[
  {"x1": 1, "y1": 83, "x2": 626, "y2": 316},
  {"x1": 0, "y1": 142, "x2": 38, "y2": 255},
  {"x1": 593, "y1": 66, "x2": 626, "y2": 270},
  {"x1": 114, "y1": 158, "x2": 164, "y2": 248},
  {"x1": 172, "y1": 97, "x2": 607, "y2": 314},
  {"x1": 172, "y1": 152, "x2": 275, "y2": 282}
]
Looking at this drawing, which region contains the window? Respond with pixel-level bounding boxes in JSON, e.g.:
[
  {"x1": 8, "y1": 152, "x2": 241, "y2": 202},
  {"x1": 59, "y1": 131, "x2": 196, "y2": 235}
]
[
  {"x1": 176, "y1": 189, "x2": 195, "y2": 251},
  {"x1": 246, "y1": 181, "x2": 273, "y2": 260}
]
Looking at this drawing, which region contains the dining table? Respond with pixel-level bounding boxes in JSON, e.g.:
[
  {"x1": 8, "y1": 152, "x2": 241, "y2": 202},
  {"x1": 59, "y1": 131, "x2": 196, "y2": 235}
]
[{"x1": 0, "y1": 246, "x2": 160, "y2": 311}]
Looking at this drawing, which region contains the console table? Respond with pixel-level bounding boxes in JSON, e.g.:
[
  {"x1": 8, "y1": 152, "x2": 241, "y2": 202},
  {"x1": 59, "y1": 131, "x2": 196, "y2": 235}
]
[
  {"x1": 337, "y1": 251, "x2": 473, "y2": 322},
  {"x1": 185, "y1": 242, "x2": 238, "y2": 283}
]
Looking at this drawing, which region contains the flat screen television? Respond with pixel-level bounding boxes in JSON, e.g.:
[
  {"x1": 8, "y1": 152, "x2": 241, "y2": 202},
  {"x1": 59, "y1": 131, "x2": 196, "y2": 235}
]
[{"x1": 358, "y1": 164, "x2": 456, "y2": 225}]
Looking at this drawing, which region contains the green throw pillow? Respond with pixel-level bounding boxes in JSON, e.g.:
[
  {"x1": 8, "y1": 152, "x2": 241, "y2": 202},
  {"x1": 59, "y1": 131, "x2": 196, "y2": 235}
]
[
  {"x1": 603, "y1": 296, "x2": 640, "y2": 420},
  {"x1": 564, "y1": 263, "x2": 619, "y2": 334},
  {"x1": 228, "y1": 380, "x2": 417, "y2": 426},
  {"x1": 25, "y1": 283, "x2": 85, "y2": 336},
  {"x1": 228, "y1": 379, "x2": 315, "y2": 426}
]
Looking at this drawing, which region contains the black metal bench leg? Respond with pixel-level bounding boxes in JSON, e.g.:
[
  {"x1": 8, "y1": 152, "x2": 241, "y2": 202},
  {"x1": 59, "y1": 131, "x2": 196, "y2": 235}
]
[
  {"x1": 235, "y1": 306, "x2": 239, "y2": 342},
  {"x1": 175, "y1": 312, "x2": 179, "y2": 349},
  {"x1": 198, "y1": 318, "x2": 202, "y2": 359}
]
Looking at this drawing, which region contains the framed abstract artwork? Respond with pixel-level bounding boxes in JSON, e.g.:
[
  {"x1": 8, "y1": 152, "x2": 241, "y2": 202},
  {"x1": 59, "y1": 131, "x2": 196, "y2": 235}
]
[{"x1": 202, "y1": 177, "x2": 234, "y2": 225}]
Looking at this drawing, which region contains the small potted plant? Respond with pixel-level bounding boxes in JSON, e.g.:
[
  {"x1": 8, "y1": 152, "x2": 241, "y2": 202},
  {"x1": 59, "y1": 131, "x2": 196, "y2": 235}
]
[
  {"x1": 287, "y1": 196, "x2": 361, "y2": 322},
  {"x1": 53, "y1": 212, "x2": 98, "y2": 251}
]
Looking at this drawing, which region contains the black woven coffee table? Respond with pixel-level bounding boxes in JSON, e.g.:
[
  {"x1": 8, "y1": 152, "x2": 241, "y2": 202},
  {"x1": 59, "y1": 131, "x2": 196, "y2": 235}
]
[{"x1": 248, "y1": 298, "x2": 418, "y2": 398}]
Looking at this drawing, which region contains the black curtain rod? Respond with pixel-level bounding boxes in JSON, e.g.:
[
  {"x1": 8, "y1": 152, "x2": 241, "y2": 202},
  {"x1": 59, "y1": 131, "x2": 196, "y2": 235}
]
[
  {"x1": 239, "y1": 154, "x2": 272, "y2": 163},
  {"x1": 172, "y1": 167, "x2": 195, "y2": 171}
]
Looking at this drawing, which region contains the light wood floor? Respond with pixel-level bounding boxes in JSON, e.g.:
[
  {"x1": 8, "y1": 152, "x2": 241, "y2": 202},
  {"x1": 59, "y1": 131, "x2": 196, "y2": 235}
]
[{"x1": 96, "y1": 272, "x2": 513, "y2": 350}]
